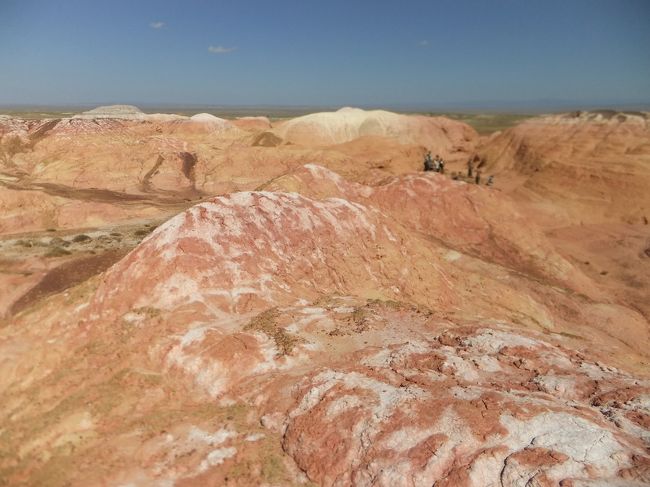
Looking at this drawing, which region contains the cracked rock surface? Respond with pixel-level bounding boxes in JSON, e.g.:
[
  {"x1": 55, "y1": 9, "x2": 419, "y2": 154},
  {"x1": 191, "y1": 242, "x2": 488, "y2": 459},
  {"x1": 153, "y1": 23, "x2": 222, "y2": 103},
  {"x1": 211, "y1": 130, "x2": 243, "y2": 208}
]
[{"x1": 1, "y1": 165, "x2": 648, "y2": 486}]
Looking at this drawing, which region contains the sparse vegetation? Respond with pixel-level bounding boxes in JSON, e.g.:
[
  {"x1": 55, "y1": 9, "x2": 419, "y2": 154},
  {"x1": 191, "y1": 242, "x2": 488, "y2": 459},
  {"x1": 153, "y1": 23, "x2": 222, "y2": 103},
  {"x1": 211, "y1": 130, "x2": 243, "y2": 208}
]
[
  {"x1": 45, "y1": 246, "x2": 71, "y2": 257},
  {"x1": 367, "y1": 298, "x2": 432, "y2": 316},
  {"x1": 131, "y1": 306, "x2": 162, "y2": 319},
  {"x1": 309, "y1": 293, "x2": 344, "y2": 309},
  {"x1": 72, "y1": 234, "x2": 91, "y2": 243},
  {"x1": 349, "y1": 306, "x2": 370, "y2": 331},
  {"x1": 554, "y1": 330, "x2": 584, "y2": 340},
  {"x1": 244, "y1": 307, "x2": 302, "y2": 356}
]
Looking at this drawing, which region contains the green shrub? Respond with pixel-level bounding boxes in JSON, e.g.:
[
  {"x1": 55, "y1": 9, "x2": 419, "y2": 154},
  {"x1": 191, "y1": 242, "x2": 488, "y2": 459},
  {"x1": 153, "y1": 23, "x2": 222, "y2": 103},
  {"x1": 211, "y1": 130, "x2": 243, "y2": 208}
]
[
  {"x1": 45, "y1": 247, "x2": 71, "y2": 257},
  {"x1": 72, "y1": 234, "x2": 91, "y2": 243}
]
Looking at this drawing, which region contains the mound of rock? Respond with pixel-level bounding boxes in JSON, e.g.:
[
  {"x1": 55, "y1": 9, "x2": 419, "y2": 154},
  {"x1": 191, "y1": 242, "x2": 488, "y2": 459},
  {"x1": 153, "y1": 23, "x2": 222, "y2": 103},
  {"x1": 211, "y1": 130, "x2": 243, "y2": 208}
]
[
  {"x1": 273, "y1": 107, "x2": 477, "y2": 159},
  {"x1": 476, "y1": 111, "x2": 650, "y2": 226},
  {"x1": 1, "y1": 194, "x2": 649, "y2": 485},
  {"x1": 73, "y1": 104, "x2": 146, "y2": 120},
  {"x1": 1, "y1": 104, "x2": 649, "y2": 485},
  {"x1": 188, "y1": 113, "x2": 228, "y2": 125},
  {"x1": 267, "y1": 317, "x2": 650, "y2": 486},
  {"x1": 265, "y1": 164, "x2": 598, "y2": 296},
  {"x1": 90, "y1": 189, "x2": 447, "y2": 319}
]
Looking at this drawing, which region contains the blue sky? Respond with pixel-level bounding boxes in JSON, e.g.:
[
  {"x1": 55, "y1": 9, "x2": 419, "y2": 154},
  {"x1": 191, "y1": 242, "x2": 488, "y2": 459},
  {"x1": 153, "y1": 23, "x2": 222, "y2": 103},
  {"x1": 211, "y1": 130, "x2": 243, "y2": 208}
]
[{"x1": 0, "y1": 0, "x2": 648, "y2": 108}]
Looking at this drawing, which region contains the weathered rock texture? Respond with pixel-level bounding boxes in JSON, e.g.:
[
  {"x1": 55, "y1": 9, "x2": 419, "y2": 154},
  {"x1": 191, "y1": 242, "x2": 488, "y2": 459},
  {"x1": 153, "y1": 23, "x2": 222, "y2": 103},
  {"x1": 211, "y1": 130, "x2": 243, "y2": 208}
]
[
  {"x1": 0, "y1": 106, "x2": 477, "y2": 236},
  {"x1": 475, "y1": 111, "x2": 650, "y2": 227},
  {"x1": 0, "y1": 164, "x2": 648, "y2": 486},
  {"x1": 273, "y1": 107, "x2": 477, "y2": 156}
]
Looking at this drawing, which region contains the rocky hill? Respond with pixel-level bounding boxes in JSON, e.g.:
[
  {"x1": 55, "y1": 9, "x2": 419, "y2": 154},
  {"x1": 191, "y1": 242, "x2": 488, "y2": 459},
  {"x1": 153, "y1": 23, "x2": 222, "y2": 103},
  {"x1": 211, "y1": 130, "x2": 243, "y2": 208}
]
[
  {"x1": 273, "y1": 107, "x2": 477, "y2": 158},
  {"x1": 475, "y1": 111, "x2": 650, "y2": 227},
  {"x1": 0, "y1": 107, "x2": 649, "y2": 486},
  {"x1": 1, "y1": 165, "x2": 648, "y2": 486}
]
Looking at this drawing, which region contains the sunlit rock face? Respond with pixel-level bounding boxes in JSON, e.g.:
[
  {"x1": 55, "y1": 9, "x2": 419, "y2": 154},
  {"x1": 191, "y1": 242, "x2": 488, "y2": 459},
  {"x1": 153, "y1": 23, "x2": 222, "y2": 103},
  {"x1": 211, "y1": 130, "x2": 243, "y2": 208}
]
[
  {"x1": 1, "y1": 104, "x2": 649, "y2": 485},
  {"x1": 1, "y1": 162, "x2": 648, "y2": 486},
  {"x1": 475, "y1": 111, "x2": 650, "y2": 227},
  {"x1": 273, "y1": 107, "x2": 477, "y2": 156},
  {"x1": 0, "y1": 107, "x2": 478, "y2": 235}
]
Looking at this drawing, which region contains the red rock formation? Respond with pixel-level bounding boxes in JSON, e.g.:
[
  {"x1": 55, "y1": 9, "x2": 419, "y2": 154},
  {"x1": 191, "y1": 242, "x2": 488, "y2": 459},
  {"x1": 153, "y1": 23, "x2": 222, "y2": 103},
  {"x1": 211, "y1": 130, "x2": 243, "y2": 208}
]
[
  {"x1": 1, "y1": 107, "x2": 649, "y2": 486},
  {"x1": 475, "y1": 111, "x2": 650, "y2": 227},
  {"x1": 0, "y1": 107, "x2": 476, "y2": 235}
]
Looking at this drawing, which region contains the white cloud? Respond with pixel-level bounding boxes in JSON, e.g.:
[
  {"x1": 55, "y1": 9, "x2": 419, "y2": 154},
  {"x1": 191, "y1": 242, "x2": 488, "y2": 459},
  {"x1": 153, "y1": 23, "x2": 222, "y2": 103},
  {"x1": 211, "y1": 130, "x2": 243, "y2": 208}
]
[
  {"x1": 150, "y1": 21, "x2": 165, "y2": 29},
  {"x1": 418, "y1": 40, "x2": 429, "y2": 47},
  {"x1": 208, "y1": 45, "x2": 237, "y2": 54}
]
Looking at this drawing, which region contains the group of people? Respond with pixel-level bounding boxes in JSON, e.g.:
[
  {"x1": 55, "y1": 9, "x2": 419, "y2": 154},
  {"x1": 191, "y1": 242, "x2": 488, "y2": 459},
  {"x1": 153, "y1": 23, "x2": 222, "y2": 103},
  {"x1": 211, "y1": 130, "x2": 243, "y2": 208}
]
[
  {"x1": 423, "y1": 152, "x2": 445, "y2": 173},
  {"x1": 423, "y1": 151, "x2": 494, "y2": 186}
]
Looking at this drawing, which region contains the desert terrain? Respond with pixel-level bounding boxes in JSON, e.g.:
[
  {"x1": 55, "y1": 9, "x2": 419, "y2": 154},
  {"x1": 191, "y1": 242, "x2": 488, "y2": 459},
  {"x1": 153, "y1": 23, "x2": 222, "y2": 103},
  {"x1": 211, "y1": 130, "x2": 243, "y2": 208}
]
[{"x1": 0, "y1": 105, "x2": 649, "y2": 486}]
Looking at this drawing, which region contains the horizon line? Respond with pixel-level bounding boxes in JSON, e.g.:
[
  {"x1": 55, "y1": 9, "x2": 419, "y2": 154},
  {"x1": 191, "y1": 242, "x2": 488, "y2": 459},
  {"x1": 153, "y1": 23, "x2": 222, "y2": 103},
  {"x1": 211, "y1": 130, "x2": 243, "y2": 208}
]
[{"x1": 1, "y1": 100, "x2": 649, "y2": 115}]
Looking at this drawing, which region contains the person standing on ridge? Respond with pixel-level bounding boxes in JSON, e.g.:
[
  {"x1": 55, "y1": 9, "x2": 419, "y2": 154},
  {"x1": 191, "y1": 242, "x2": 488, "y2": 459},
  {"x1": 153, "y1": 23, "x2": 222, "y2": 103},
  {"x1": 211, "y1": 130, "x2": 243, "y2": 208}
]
[
  {"x1": 423, "y1": 151, "x2": 434, "y2": 171},
  {"x1": 433, "y1": 154, "x2": 440, "y2": 172},
  {"x1": 486, "y1": 175, "x2": 494, "y2": 186},
  {"x1": 475, "y1": 171, "x2": 481, "y2": 185}
]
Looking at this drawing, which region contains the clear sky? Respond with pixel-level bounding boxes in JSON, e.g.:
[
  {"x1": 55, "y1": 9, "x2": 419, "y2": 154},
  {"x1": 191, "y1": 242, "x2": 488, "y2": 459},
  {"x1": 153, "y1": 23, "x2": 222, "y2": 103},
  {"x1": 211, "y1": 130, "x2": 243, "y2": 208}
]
[{"x1": 0, "y1": 0, "x2": 648, "y2": 109}]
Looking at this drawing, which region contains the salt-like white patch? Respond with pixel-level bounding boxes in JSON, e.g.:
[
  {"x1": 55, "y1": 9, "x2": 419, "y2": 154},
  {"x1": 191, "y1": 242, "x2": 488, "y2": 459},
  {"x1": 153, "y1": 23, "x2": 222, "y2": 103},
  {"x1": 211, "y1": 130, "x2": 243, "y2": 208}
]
[
  {"x1": 291, "y1": 369, "x2": 428, "y2": 421},
  {"x1": 245, "y1": 433, "x2": 265, "y2": 442},
  {"x1": 444, "y1": 250, "x2": 462, "y2": 262},
  {"x1": 442, "y1": 354, "x2": 479, "y2": 381},
  {"x1": 539, "y1": 349, "x2": 575, "y2": 369},
  {"x1": 122, "y1": 311, "x2": 145, "y2": 325},
  {"x1": 250, "y1": 333, "x2": 281, "y2": 374},
  {"x1": 579, "y1": 362, "x2": 616, "y2": 381},
  {"x1": 165, "y1": 348, "x2": 228, "y2": 398},
  {"x1": 449, "y1": 385, "x2": 484, "y2": 400},
  {"x1": 300, "y1": 307, "x2": 327, "y2": 315},
  {"x1": 472, "y1": 355, "x2": 502, "y2": 373},
  {"x1": 179, "y1": 325, "x2": 211, "y2": 347},
  {"x1": 362, "y1": 341, "x2": 431, "y2": 368},
  {"x1": 625, "y1": 394, "x2": 650, "y2": 414},
  {"x1": 501, "y1": 412, "x2": 628, "y2": 476},
  {"x1": 147, "y1": 273, "x2": 203, "y2": 310},
  {"x1": 198, "y1": 447, "x2": 237, "y2": 472},
  {"x1": 285, "y1": 323, "x2": 300, "y2": 334},
  {"x1": 462, "y1": 329, "x2": 538, "y2": 354},
  {"x1": 187, "y1": 426, "x2": 236, "y2": 446},
  {"x1": 333, "y1": 306, "x2": 355, "y2": 313},
  {"x1": 533, "y1": 374, "x2": 578, "y2": 398},
  {"x1": 382, "y1": 426, "x2": 437, "y2": 452},
  {"x1": 415, "y1": 407, "x2": 479, "y2": 481},
  {"x1": 382, "y1": 225, "x2": 398, "y2": 242},
  {"x1": 326, "y1": 394, "x2": 364, "y2": 419}
]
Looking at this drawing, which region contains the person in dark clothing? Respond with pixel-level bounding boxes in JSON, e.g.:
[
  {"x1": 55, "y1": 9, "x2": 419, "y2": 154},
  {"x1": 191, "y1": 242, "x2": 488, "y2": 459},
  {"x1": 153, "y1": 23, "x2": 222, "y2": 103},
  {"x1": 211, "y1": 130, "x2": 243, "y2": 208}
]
[
  {"x1": 439, "y1": 158, "x2": 445, "y2": 174},
  {"x1": 486, "y1": 175, "x2": 494, "y2": 186},
  {"x1": 423, "y1": 151, "x2": 434, "y2": 171},
  {"x1": 467, "y1": 159, "x2": 473, "y2": 178},
  {"x1": 475, "y1": 171, "x2": 481, "y2": 185}
]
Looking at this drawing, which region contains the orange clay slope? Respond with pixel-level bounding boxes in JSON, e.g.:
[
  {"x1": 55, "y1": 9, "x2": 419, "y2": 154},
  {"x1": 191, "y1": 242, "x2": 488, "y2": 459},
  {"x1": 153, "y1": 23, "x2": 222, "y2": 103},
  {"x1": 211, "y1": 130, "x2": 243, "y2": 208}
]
[{"x1": 0, "y1": 164, "x2": 648, "y2": 486}]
